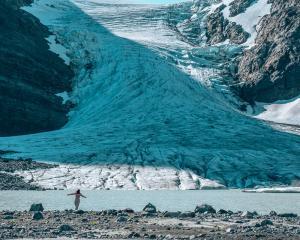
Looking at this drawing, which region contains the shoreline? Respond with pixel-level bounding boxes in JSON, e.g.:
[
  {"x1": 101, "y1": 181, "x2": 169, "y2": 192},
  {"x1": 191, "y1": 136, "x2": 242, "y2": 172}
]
[{"x1": 1, "y1": 203, "x2": 299, "y2": 239}]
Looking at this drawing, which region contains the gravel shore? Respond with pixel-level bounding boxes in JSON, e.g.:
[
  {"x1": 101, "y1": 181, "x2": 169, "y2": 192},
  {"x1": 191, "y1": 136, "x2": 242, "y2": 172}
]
[{"x1": 1, "y1": 204, "x2": 299, "y2": 239}]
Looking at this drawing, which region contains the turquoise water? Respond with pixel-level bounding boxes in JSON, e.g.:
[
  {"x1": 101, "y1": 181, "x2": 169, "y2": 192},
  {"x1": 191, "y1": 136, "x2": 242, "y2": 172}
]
[{"x1": 1, "y1": 190, "x2": 300, "y2": 214}]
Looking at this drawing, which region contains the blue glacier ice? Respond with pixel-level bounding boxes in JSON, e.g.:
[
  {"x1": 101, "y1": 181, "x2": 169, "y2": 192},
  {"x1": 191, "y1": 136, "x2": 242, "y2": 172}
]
[{"x1": 1, "y1": 0, "x2": 299, "y2": 189}]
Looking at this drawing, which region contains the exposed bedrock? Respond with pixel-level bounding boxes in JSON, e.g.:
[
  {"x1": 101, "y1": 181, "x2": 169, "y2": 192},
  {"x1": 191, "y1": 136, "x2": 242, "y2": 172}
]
[
  {"x1": 0, "y1": 0, "x2": 73, "y2": 136},
  {"x1": 228, "y1": 0, "x2": 257, "y2": 17},
  {"x1": 236, "y1": 0, "x2": 300, "y2": 103},
  {"x1": 205, "y1": 4, "x2": 250, "y2": 45},
  {"x1": 203, "y1": 0, "x2": 300, "y2": 103}
]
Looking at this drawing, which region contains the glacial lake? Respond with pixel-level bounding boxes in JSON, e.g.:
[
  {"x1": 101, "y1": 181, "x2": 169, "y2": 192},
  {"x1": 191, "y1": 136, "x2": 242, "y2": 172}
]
[{"x1": 1, "y1": 190, "x2": 300, "y2": 214}]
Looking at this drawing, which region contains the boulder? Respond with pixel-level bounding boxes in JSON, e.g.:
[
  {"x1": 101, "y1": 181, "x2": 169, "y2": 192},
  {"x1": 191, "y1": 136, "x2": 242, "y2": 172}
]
[
  {"x1": 260, "y1": 219, "x2": 273, "y2": 226},
  {"x1": 107, "y1": 209, "x2": 118, "y2": 215},
  {"x1": 32, "y1": 211, "x2": 43, "y2": 220},
  {"x1": 30, "y1": 203, "x2": 44, "y2": 212},
  {"x1": 179, "y1": 212, "x2": 195, "y2": 218},
  {"x1": 194, "y1": 204, "x2": 216, "y2": 214},
  {"x1": 241, "y1": 211, "x2": 254, "y2": 219},
  {"x1": 227, "y1": 210, "x2": 234, "y2": 215},
  {"x1": 217, "y1": 209, "x2": 228, "y2": 214},
  {"x1": 163, "y1": 211, "x2": 181, "y2": 218},
  {"x1": 75, "y1": 210, "x2": 85, "y2": 215},
  {"x1": 123, "y1": 208, "x2": 134, "y2": 213},
  {"x1": 59, "y1": 224, "x2": 74, "y2": 232},
  {"x1": 269, "y1": 211, "x2": 277, "y2": 216},
  {"x1": 226, "y1": 228, "x2": 234, "y2": 233},
  {"x1": 143, "y1": 203, "x2": 157, "y2": 214},
  {"x1": 128, "y1": 232, "x2": 141, "y2": 238},
  {"x1": 116, "y1": 216, "x2": 128, "y2": 223}
]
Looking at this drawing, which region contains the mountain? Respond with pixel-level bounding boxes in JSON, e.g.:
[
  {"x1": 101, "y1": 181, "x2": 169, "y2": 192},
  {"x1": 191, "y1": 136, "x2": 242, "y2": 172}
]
[
  {"x1": 236, "y1": 0, "x2": 300, "y2": 103},
  {"x1": 0, "y1": 0, "x2": 299, "y2": 190},
  {"x1": 173, "y1": 0, "x2": 300, "y2": 103},
  {"x1": 0, "y1": 0, "x2": 73, "y2": 136}
]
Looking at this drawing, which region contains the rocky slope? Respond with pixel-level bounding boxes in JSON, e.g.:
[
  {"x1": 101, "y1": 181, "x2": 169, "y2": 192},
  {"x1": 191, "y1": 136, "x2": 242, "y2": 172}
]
[
  {"x1": 202, "y1": 0, "x2": 300, "y2": 103},
  {"x1": 0, "y1": 0, "x2": 73, "y2": 136},
  {"x1": 205, "y1": 4, "x2": 250, "y2": 45},
  {"x1": 237, "y1": 0, "x2": 300, "y2": 103}
]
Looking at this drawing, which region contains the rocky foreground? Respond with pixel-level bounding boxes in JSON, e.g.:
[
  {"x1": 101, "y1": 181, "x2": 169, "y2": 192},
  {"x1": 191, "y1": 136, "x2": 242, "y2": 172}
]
[
  {"x1": 0, "y1": 155, "x2": 56, "y2": 190},
  {"x1": 1, "y1": 203, "x2": 300, "y2": 239}
]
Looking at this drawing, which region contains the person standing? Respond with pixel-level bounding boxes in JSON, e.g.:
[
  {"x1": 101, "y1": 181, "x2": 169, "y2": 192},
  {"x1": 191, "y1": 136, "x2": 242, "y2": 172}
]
[{"x1": 67, "y1": 189, "x2": 87, "y2": 210}]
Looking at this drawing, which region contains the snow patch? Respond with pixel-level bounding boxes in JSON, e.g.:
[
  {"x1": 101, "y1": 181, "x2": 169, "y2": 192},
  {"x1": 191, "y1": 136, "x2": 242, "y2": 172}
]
[
  {"x1": 224, "y1": 0, "x2": 271, "y2": 47},
  {"x1": 254, "y1": 96, "x2": 300, "y2": 126},
  {"x1": 46, "y1": 35, "x2": 70, "y2": 65},
  {"x1": 22, "y1": 2, "x2": 71, "y2": 64},
  {"x1": 208, "y1": 0, "x2": 272, "y2": 47},
  {"x1": 243, "y1": 187, "x2": 300, "y2": 193},
  {"x1": 55, "y1": 91, "x2": 71, "y2": 104}
]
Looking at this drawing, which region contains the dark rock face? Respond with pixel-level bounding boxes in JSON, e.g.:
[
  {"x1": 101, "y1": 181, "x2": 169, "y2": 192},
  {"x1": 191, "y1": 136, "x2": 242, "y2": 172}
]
[
  {"x1": 236, "y1": 0, "x2": 300, "y2": 102},
  {"x1": 225, "y1": 22, "x2": 250, "y2": 44},
  {"x1": 0, "y1": 0, "x2": 73, "y2": 136},
  {"x1": 229, "y1": 0, "x2": 257, "y2": 17},
  {"x1": 205, "y1": 4, "x2": 250, "y2": 45},
  {"x1": 206, "y1": 5, "x2": 228, "y2": 45}
]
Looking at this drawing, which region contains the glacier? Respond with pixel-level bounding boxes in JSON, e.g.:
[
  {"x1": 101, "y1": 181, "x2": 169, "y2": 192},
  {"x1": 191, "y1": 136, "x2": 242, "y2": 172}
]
[{"x1": 1, "y1": 0, "x2": 300, "y2": 190}]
